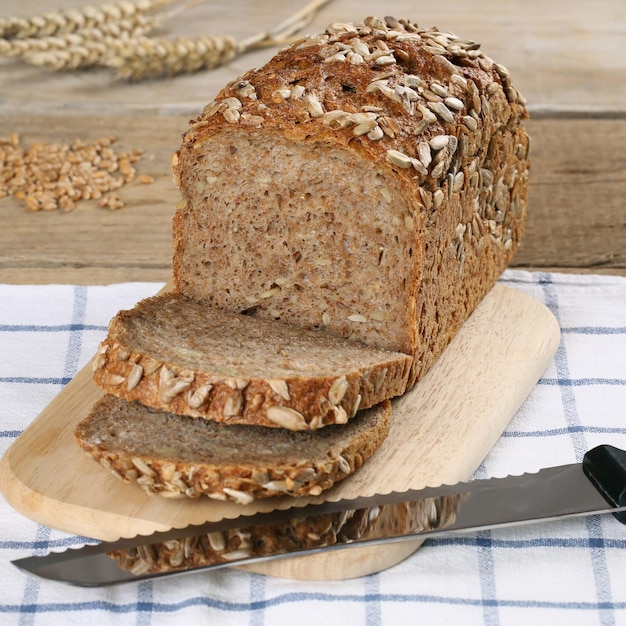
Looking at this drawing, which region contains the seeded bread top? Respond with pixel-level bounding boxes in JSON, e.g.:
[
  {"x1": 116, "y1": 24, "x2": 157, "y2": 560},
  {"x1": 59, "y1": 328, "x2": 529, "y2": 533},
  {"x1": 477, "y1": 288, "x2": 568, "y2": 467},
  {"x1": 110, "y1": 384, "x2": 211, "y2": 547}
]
[{"x1": 172, "y1": 15, "x2": 528, "y2": 194}]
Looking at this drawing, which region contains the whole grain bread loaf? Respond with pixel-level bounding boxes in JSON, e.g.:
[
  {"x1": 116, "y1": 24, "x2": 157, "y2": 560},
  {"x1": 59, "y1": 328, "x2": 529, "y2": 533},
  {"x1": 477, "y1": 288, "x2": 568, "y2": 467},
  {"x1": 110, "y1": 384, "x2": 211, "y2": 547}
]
[
  {"x1": 93, "y1": 292, "x2": 411, "y2": 429},
  {"x1": 75, "y1": 394, "x2": 392, "y2": 501},
  {"x1": 171, "y1": 16, "x2": 529, "y2": 385}
]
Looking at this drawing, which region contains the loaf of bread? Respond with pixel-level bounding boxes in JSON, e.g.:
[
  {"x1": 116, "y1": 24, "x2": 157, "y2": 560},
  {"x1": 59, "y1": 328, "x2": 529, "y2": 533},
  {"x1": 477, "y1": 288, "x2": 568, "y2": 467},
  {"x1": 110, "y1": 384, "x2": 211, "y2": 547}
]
[
  {"x1": 172, "y1": 16, "x2": 529, "y2": 385},
  {"x1": 76, "y1": 395, "x2": 391, "y2": 500},
  {"x1": 93, "y1": 292, "x2": 411, "y2": 429},
  {"x1": 81, "y1": 15, "x2": 529, "y2": 504}
]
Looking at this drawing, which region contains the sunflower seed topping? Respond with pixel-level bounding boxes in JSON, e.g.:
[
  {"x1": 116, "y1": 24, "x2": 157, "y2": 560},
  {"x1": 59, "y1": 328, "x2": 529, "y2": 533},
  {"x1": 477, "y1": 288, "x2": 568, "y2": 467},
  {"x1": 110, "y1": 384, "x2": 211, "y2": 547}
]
[
  {"x1": 127, "y1": 363, "x2": 143, "y2": 391},
  {"x1": 328, "y1": 376, "x2": 349, "y2": 405},
  {"x1": 374, "y1": 368, "x2": 388, "y2": 393},
  {"x1": 428, "y1": 101, "x2": 456, "y2": 123},
  {"x1": 268, "y1": 379, "x2": 291, "y2": 401},
  {"x1": 337, "y1": 455, "x2": 351, "y2": 474},
  {"x1": 223, "y1": 488, "x2": 255, "y2": 505},
  {"x1": 305, "y1": 93, "x2": 324, "y2": 118},
  {"x1": 188, "y1": 384, "x2": 212, "y2": 409},
  {"x1": 429, "y1": 134, "x2": 450, "y2": 150},
  {"x1": 266, "y1": 406, "x2": 308, "y2": 430},
  {"x1": 444, "y1": 96, "x2": 465, "y2": 111},
  {"x1": 386, "y1": 149, "x2": 412, "y2": 168},
  {"x1": 103, "y1": 372, "x2": 125, "y2": 386}
]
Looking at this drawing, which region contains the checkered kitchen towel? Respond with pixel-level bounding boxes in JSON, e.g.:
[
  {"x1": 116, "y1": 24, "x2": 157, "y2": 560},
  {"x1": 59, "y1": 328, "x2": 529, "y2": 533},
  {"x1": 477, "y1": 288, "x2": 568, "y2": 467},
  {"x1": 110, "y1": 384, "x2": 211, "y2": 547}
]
[{"x1": 1, "y1": 270, "x2": 625, "y2": 625}]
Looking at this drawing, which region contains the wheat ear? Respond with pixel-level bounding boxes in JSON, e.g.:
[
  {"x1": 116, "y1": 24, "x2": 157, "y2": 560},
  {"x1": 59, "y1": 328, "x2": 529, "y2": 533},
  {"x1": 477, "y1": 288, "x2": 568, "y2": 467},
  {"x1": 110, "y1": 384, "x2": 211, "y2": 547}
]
[{"x1": 0, "y1": 0, "x2": 171, "y2": 39}]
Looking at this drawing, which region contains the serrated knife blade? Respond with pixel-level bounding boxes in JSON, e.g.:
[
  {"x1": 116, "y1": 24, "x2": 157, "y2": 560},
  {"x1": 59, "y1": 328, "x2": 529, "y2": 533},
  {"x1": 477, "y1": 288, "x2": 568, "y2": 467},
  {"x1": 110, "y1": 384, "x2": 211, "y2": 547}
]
[{"x1": 12, "y1": 444, "x2": 626, "y2": 586}]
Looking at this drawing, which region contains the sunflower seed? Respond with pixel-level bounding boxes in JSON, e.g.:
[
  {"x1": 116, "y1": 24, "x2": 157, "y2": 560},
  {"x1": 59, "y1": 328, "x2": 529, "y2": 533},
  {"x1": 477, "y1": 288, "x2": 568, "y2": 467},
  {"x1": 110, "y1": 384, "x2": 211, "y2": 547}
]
[
  {"x1": 305, "y1": 93, "x2": 324, "y2": 118},
  {"x1": 429, "y1": 134, "x2": 450, "y2": 150},
  {"x1": 262, "y1": 480, "x2": 291, "y2": 492},
  {"x1": 348, "y1": 313, "x2": 367, "y2": 322},
  {"x1": 353, "y1": 119, "x2": 378, "y2": 136},
  {"x1": 103, "y1": 372, "x2": 125, "y2": 386},
  {"x1": 337, "y1": 456, "x2": 351, "y2": 474},
  {"x1": 223, "y1": 393, "x2": 243, "y2": 417},
  {"x1": 374, "y1": 368, "x2": 388, "y2": 393},
  {"x1": 453, "y1": 171, "x2": 465, "y2": 192},
  {"x1": 462, "y1": 115, "x2": 478, "y2": 131},
  {"x1": 329, "y1": 376, "x2": 349, "y2": 405},
  {"x1": 417, "y1": 104, "x2": 438, "y2": 123},
  {"x1": 142, "y1": 357, "x2": 160, "y2": 376},
  {"x1": 322, "y1": 110, "x2": 351, "y2": 128},
  {"x1": 428, "y1": 101, "x2": 455, "y2": 123},
  {"x1": 127, "y1": 363, "x2": 143, "y2": 391},
  {"x1": 268, "y1": 379, "x2": 290, "y2": 401},
  {"x1": 430, "y1": 82, "x2": 449, "y2": 97},
  {"x1": 431, "y1": 160, "x2": 447, "y2": 179},
  {"x1": 433, "y1": 54, "x2": 456, "y2": 74},
  {"x1": 444, "y1": 96, "x2": 465, "y2": 111},
  {"x1": 367, "y1": 125, "x2": 384, "y2": 141},
  {"x1": 223, "y1": 488, "x2": 255, "y2": 505},
  {"x1": 266, "y1": 406, "x2": 308, "y2": 430},
  {"x1": 386, "y1": 149, "x2": 412, "y2": 168},
  {"x1": 332, "y1": 405, "x2": 349, "y2": 424},
  {"x1": 188, "y1": 384, "x2": 212, "y2": 409},
  {"x1": 375, "y1": 54, "x2": 396, "y2": 65},
  {"x1": 418, "y1": 141, "x2": 432, "y2": 167},
  {"x1": 132, "y1": 457, "x2": 155, "y2": 477},
  {"x1": 433, "y1": 188, "x2": 445, "y2": 209}
]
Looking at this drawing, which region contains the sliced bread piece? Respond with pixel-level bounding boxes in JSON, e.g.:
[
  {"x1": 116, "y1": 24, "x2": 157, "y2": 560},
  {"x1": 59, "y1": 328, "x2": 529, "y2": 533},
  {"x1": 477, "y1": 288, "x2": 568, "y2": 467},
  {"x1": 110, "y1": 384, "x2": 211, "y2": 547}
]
[
  {"x1": 75, "y1": 394, "x2": 392, "y2": 501},
  {"x1": 92, "y1": 292, "x2": 411, "y2": 430}
]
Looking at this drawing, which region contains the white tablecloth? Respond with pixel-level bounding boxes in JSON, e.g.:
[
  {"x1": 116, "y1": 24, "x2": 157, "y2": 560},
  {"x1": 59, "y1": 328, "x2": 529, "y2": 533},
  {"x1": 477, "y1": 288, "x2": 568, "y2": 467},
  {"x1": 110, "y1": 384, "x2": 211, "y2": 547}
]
[{"x1": 1, "y1": 269, "x2": 625, "y2": 625}]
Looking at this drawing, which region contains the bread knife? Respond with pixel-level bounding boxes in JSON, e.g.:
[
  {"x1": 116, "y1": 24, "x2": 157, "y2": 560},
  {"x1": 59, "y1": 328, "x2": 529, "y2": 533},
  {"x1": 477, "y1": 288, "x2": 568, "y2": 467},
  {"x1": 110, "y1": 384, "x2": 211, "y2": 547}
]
[{"x1": 12, "y1": 444, "x2": 626, "y2": 586}]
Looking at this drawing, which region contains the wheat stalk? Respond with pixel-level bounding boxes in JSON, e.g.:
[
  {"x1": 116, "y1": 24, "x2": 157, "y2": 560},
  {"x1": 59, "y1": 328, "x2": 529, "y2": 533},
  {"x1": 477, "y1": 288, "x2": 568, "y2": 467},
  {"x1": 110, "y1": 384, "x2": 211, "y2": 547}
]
[
  {"x1": 1, "y1": 0, "x2": 335, "y2": 80},
  {"x1": 106, "y1": 34, "x2": 240, "y2": 79},
  {"x1": 107, "y1": 0, "x2": 335, "y2": 80},
  {"x1": 0, "y1": 19, "x2": 156, "y2": 61},
  {"x1": 0, "y1": 0, "x2": 170, "y2": 39}
]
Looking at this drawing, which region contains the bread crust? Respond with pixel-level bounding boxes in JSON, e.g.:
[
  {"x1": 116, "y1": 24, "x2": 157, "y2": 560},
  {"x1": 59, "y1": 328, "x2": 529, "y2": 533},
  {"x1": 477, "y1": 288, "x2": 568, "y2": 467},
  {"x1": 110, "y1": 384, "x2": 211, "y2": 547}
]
[
  {"x1": 75, "y1": 395, "x2": 392, "y2": 501},
  {"x1": 93, "y1": 292, "x2": 411, "y2": 430},
  {"x1": 172, "y1": 16, "x2": 529, "y2": 385}
]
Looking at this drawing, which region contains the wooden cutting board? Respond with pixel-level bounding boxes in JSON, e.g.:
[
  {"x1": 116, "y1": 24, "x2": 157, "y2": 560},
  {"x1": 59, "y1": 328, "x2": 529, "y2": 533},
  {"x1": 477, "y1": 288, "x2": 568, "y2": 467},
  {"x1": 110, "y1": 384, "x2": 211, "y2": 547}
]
[{"x1": 0, "y1": 284, "x2": 559, "y2": 580}]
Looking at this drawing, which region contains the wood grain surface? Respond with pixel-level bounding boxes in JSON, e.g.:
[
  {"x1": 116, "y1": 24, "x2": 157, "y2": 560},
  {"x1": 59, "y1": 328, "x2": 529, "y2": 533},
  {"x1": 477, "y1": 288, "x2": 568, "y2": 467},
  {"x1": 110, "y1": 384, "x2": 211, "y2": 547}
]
[
  {"x1": 2, "y1": 0, "x2": 626, "y2": 282},
  {"x1": 0, "y1": 284, "x2": 560, "y2": 579}
]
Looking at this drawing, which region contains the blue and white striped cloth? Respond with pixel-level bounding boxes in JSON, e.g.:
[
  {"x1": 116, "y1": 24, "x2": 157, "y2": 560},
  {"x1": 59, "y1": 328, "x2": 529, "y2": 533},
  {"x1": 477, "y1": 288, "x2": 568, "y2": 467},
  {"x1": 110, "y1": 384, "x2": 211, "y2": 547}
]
[{"x1": 1, "y1": 270, "x2": 625, "y2": 625}]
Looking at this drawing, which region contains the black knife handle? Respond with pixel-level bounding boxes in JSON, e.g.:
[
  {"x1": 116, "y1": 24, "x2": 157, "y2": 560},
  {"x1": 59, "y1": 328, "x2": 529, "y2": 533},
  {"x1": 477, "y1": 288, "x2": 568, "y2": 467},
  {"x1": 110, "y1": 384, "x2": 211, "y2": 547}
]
[{"x1": 583, "y1": 445, "x2": 626, "y2": 524}]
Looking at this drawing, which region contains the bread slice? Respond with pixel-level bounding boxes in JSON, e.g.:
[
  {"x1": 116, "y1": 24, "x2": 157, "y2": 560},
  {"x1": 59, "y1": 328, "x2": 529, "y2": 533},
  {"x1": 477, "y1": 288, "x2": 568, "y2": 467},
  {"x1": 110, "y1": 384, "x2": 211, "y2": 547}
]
[
  {"x1": 171, "y1": 16, "x2": 529, "y2": 386},
  {"x1": 75, "y1": 394, "x2": 392, "y2": 501},
  {"x1": 93, "y1": 292, "x2": 411, "y2": 430}
]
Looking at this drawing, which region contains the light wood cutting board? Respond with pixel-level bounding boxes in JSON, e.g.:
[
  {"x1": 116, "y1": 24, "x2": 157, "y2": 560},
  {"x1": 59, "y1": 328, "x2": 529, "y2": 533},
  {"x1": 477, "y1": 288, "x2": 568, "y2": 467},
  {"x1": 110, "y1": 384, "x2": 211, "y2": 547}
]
[{"x1": 0, "y1": 284, "x2": 560, "y2": 580}]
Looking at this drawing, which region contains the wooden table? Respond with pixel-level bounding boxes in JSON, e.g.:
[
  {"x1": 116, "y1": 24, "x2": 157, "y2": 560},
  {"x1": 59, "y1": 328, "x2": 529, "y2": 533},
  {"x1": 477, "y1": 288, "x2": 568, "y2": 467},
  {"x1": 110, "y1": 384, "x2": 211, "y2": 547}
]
[{"x1": 2, "y1": 0, "x2": 625, "y2": 284}]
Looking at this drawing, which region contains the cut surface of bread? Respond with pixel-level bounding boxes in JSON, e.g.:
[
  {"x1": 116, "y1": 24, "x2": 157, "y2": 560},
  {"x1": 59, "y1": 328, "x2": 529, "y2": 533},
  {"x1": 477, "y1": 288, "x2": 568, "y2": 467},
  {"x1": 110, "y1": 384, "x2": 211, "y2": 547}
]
[
  {"x1": 172, "y1": 16, "x2": 529, "y2": 386},
  {"x1": 93, "y1": 292, "x2": 411, "y2": 430},
  {"x1": 75, "y1": 395, "x2": 392, "y2": 501}
]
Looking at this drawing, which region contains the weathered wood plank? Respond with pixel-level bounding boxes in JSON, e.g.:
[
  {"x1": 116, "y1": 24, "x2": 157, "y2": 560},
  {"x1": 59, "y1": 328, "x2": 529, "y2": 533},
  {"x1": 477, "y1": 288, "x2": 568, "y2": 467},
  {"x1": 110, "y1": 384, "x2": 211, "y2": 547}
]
[
  {"x1": 2, "y1": 114, "x2": 626, "y2": 283},
  {"x1": 513, "y1": 119, "x2": 626, "y2": 273}
]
